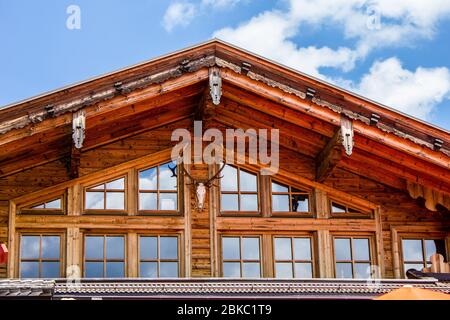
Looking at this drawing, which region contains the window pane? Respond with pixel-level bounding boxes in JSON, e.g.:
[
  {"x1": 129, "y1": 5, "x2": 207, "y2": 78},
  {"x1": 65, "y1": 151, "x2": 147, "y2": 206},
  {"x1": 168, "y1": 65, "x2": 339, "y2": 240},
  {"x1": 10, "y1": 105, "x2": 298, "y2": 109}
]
[
  {"x1": 140, "y1": 237, "x2": 157, "y2": 260},
  {"x1": 159, "y1": 163, "x2": 177, "y2": 191},
  {"x1": 159, "y1": 193, "x2": 177, "y2": 210},
  {"x1": 139, "y1": 192, "x2": 157, "y2": 210},
  {"x1": 242, "y1": 263, "x2": 260, "y2": 278},
  {"x1": 20, "y1": 262, "x2": 39, "y2": 278},
  {"x1": 272, "y1": 182, "x2": 288, "y2": 193},
  {"x1": 240, "y1": 170, "x2": 257, "y2": 192},
  {"x1": 160, "y1": 262, "x2": 178, "y2": 277},
  {"x1": 295, "y1": 263, "x2": 313, "y2": 278},
  {"x1": 348, "y1": 207, "x2": 362, "y2": 214},
  {"x1": 335, "y1": 238, "x2": 351, "y2": 261},
  {"x1": 140, "y1": 262, "x2": 157, "y2": 278},
  {"x1": 331, "y1": 203, "x2": 346, "y2": 213},
  {"x1": 86, "y1": 192, "x2": 104, "y2": 209},
  {"x1": 402, "y1": 239, "x2": 423, "y2": 261},
  {"x1": 32, "y1": 204, "x2": 45, "y2": 209},
  {"x1": 21, "y1": 236, "x2": 40, "y2": 259},
  {"x1": 425, "y1": 239, "x2": 446, "y2": 261},
  {"x1": 160, "y1": 237, "x2": 178, "y2": 259},
  {"x1": 272, "y1": 195, "x2": 290, "y2": 212},
  {"x1": 242, "y1": 237, "x2": 260, "y2": 260},
  {"x1": 275, "y1": 263, "x2": 293, "y2": 278},
  {"x1": 353, "y1": 238, "x2": 370, "y2": 261},
  {"x1": 222, "y1": 237, "x2": 240, "y2": 260},
  {"x1": 106, "y1": 262, "x2": 125, "y2": 278},
  {"x1": 292, "y1": 195, "x2": 309, "y2": 212},
  {"x1": 293, "y1": 238, "x2": 312, "y2": 260},
  {"x1": 404, "y1": 263, "x2": 424, "y2": 274},
  {"x1": 221, "y1": 194, "x2": 238, "y2": 211},
  {"x1": 139, "y1": 167, "x2": 157, "y2": 190},
  {"x1": 240, "y1": 194, "x2": 258, "y2": 211},
  {"x1": 354, "y1": 263, "x2": 371, "y2": 279},
  {"x1": 85, "y1": 236, "x2": 104, "y2": 259},
  {"x1": 46, "y1": 199, "x2": 61, "y2": 209},
  {"x1": 335, "y1": 263, "x2": 353, "y2": 278},
  {"x1": 106, "y1": 236, "x2": 124, "y2": 259},
  {"x1": 41, "y1": 262, "x2": 60, "y2": 278},
  {"x1": 223, "y1": 262, "x2": 240, "y2": 277},
  {"x1": 274, "y1": 238, "x2": 292, "y2": 260},
  {"x1": 221, "y1": 165, "x2": 238, "y2": 192},
  {"x1": 85, "y1": 262, "x2": 104, "y2": 278},
  {"x1": 106, "y1": 192, "x2": 124, "y2": 210},
  {"x1": 41, "y1": 236, "x2": 60, "y2": 259},
  {"x1": 106, "y1": 178, "x2": 124, "y2": 190}
]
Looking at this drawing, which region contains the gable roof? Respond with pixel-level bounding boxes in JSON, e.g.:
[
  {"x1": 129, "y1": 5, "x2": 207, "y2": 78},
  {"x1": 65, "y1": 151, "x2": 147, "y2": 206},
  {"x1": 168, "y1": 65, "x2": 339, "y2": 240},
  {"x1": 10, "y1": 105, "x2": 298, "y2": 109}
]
[{"x1": 0, "y1": 40, "x2": 448, "y2": 206}]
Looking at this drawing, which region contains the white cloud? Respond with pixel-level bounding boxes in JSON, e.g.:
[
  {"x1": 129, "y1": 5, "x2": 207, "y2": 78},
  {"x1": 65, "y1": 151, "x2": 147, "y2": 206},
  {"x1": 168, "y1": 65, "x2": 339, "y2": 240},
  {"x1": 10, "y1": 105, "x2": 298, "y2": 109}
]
[
  {"x1": 201, "y1": 0, "x2": 241, "y2": 8},
  {"x1": 347, "y1": 58, "x2": 450, "y2": 119},
  {"x1": 212, "y1": 0, "x2": 450, "y2": 119},
  {"x1": 163, "y1": 2, "x2": 196, "y2": 32}
]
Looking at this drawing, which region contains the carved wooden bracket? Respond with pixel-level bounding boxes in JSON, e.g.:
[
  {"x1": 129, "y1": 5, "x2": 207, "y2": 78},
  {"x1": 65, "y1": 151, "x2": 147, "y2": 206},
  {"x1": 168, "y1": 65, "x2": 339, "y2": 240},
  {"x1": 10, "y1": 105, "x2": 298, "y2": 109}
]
[
  {"x1": 72, "y1": 110, "x2": 86, "y2": 149},
  {"x1": 407, "y1": 181, "x2": 450, "y2": 211},
  {"x1": 340, "y1": 116, "x2": 354, "y2": 156},
  {"x1": 209, "y1": 67, "x2": 222, "y2": 105}
]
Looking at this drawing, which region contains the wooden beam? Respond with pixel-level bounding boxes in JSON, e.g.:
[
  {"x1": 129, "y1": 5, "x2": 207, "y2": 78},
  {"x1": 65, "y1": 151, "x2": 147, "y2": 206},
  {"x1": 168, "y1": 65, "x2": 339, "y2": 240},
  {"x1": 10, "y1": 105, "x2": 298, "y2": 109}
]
[
  {"x1": 220, "y1": 69, "x2": 450, "y2": 170},
  {"x1": 68, "y1": 146, "x2": 81, "y2": 179},
  {"x1": 316, "y1": 129, "x2": 344, "y2": 182},
  {"x1": 221, "y1": 82, "x2": 450, "y2": 190}
]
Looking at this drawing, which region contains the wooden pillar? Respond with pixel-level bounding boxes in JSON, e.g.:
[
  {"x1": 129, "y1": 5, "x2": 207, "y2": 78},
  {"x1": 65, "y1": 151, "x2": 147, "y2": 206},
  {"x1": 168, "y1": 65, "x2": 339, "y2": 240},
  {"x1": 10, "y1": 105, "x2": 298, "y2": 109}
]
[
  {"x1": 317, "y1": 230, "x2": 333, "y2": 278},
  {"x1": 66, "y1": 227, "x2": 81, "y2": 279},
  {"x1": 127, "y1": 233, "x2": 138, "y2": 277}
]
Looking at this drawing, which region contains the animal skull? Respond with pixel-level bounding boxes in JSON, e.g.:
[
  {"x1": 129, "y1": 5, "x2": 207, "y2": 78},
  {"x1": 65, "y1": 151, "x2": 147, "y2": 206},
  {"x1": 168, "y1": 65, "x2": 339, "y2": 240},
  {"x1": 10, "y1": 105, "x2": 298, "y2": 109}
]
[{"x1": 195, "y1": 182, "x2": 207, "y2": 210}]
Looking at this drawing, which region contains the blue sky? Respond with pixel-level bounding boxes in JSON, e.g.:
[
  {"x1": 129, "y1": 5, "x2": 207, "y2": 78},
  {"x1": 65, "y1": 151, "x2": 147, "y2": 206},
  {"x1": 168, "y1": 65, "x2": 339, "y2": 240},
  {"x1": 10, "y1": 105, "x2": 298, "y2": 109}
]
[{"x1": 1, "y1": 0, "x2": 449, "y2": 129}]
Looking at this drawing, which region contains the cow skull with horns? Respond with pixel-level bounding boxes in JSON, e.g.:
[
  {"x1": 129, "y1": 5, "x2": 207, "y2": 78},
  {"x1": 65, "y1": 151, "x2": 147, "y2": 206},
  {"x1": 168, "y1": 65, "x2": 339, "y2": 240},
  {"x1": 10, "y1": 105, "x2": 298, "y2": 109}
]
[{"x1": 168, "y1": 162, "x2": 226, "y2": 211}]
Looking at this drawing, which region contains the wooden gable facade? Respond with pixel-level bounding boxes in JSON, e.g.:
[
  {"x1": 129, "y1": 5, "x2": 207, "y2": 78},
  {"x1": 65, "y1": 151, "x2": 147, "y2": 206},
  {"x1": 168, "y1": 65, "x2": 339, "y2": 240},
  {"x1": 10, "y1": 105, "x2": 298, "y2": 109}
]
[{"x1": 0, "y1": 40, "x2": 449, "y2": 283}]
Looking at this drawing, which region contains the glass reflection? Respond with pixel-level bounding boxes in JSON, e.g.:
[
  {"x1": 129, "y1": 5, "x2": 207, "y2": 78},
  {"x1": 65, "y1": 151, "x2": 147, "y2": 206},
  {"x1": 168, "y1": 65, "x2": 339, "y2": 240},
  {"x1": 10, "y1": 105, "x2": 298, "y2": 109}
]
[
  {"x1": 274, "y1": 238, "x2": 292, "y2": 260},
  {"x1": 242, "y1": 238, "x2": 260, "y2": 260},
  {"x1": 160, "y1": 237, "x2": 178, "y2": 259},
  {"x1": 222, "y1": 237, "x2": 240, "y2": 260},
  {"x1": 334, "y1": 238, "x2": 351, "y2": 261}
]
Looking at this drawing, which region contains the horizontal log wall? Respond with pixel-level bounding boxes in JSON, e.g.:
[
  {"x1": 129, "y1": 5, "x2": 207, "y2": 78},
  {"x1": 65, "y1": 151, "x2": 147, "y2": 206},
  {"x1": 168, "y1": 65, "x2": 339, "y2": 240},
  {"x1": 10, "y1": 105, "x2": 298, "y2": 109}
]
[{"x1": 0, "y1": 118, "x2": 448, "y2": 279}]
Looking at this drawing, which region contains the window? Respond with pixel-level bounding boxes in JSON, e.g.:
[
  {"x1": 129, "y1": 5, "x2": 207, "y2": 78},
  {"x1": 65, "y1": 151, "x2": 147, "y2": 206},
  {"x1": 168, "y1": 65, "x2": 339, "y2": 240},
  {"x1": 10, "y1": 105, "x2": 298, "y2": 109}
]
[
  {"x1": 271, "y1": 181, "x2": 309, "y2": 214},
  {"x1": 84, "y1": 235, "x2": 125, "y2": 278},
  {"x1": 139, "y1": 161, "x2": 178, "y2": 212},
  {"x1": 330, "y1": 201, "x2": 369, "y2": 217},
  {"x1": 85, "y1": 177, "x2": 126, "y2": 211},
  {"x1": 139, "y1": 236, "x2": 179, "y2": 277},
  {"x1": 401, "y1": 238, "x2": 447, "y2": 275},
  {"x1": 220, "y1": 165, "x2": 258, "y2": 213},
  {"x1": 333, "y1": 237, "x2": 372, "y2": 279},
  {"x1": 221, "y1": 236, "x2": 261, "y2": 278},
  {"x1": 19, "y1": 235, "x2": 62, "y2": 278},
  {"x1": 20, "y1": 197, "x2": 64, "y2": 214},
  {"x1": 273, "y1": 237, "x2": 314, "y2": 278}
]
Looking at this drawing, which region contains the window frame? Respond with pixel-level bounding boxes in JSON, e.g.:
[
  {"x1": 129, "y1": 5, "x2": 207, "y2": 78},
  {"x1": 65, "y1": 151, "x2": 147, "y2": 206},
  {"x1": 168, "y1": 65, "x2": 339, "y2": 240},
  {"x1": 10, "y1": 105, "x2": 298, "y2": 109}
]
[
  {"x1": 269, "y1": 178, "x2": 312, "y2": 217},
  {"x1": 138, "y1": 234, "x2": 181, "y2": 278},
  {"x1": 399, "y1": 235, "x2": 448, "y2": 276},
  {"x1": 137, "y1": 161, "x2": 181, "y2": 216},
  {"x1": 83, "y1": 175, "x2": 128, "y2": 215},
  {"x1": 272, "y1": 235, "x2": 315, "y2": 278},
  {"x1": 219, "y1": 235, "x2": 263, "y2": 278},
  {"x1": 19, "y1": 195, "x2": 66, "y2": 215},
  {"x1": 82, "y1": 233, "x2": 127, "y2": 278},
  {"x1": 219, "y1": 165, "x2": 261, "y2": 216},
  {"x1": 329, "y1": 199, "x2": 373, "y2": 219},
  {"x1": 18, "y1": 232, "x2": 65, "y2": 279},
  {"x1": 331, "y1": 234, "x2": 375, "y2": 279}
]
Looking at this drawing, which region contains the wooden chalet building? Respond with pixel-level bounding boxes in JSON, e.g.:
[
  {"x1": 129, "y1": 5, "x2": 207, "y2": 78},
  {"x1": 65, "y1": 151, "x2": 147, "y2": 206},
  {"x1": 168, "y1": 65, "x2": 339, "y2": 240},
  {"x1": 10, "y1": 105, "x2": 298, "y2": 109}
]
[{"x1": 0, "y1": 40, "x2": 449, "y2": 299}]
